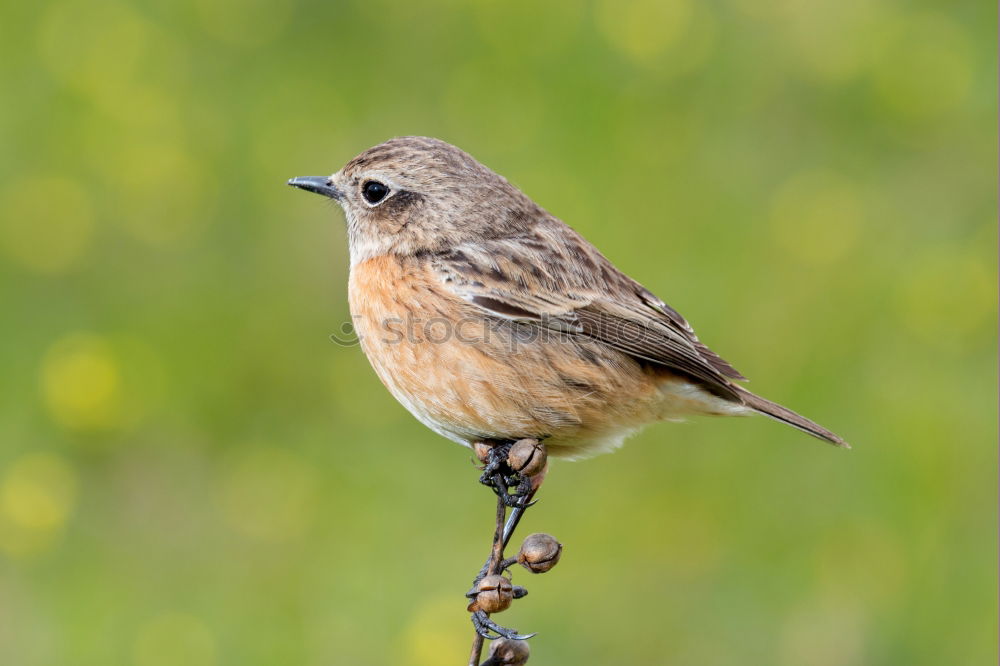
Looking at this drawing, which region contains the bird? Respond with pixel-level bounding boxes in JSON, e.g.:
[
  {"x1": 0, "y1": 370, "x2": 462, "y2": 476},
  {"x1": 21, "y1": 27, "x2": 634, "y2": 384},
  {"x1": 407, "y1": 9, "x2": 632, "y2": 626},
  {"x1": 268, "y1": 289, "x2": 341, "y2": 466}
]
[
  {"x1": 290, "y1": 136, "x2": 848, "y2": 644},
  {"x1": 289, "y1": 136, "x2": 847, "y2": 464}
]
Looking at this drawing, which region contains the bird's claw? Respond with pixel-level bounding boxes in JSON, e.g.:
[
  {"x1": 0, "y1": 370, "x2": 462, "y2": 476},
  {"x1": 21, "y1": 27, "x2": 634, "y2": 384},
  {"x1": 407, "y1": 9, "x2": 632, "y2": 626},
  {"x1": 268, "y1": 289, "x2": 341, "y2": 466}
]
[
  {"x1": 490, "y1": 476, "x2": 534, "y2": 509},
  {"x1": 477, "y1": 443, "x2": 534, "y2": 509},
  {"x1": 471, "y1": 610, "x2": 536, "y2": 641}
]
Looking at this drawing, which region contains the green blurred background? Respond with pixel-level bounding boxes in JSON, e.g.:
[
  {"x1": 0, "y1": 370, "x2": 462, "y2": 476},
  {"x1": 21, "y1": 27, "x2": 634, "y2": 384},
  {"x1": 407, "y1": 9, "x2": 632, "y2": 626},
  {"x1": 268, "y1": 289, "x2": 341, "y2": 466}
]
[{"x1": 1, "y1": 0, "x2": 996, "y2": 664}]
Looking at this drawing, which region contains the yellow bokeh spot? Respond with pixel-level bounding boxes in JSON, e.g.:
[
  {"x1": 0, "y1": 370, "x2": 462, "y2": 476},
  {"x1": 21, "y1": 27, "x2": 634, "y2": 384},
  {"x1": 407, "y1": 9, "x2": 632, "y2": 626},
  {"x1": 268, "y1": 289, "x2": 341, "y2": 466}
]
[
  {"x1": 0, "y1": 177, "x2": 94, "y2": 274},
  {"x1": 0, "y1": 453, "x2": 77, "y2": 558},
  {"x1": 39, "y1": 1, "x2": 185, "y2": 133},
  {"x1": 395, "y1": 596, "x2": 470, "y2": 666},
  {"x1": 769, "y1": 170, "x2": 863, "y2": 265},
  {"x1": 38, "y1": 0, "x2": 150, "y2": 98},
  {"x1": 780, "y1": 0, "x2": 889, "y2": 84},
  {"x1": 1, "y1": 453, "x2": 77, "y2": 530},
  {"x1": 134, "y1": 613, "x2": 216, "y2": 666},
  {"x1": 595, "y1": 0, "x2": 693, "y2": 64},
  {"x1": 872, "y1": 13, "x2": 973, "y2": 121},
  {"x1": 217, "y1": 446, "x2": 320, "y2": 541},
  {"x1": 41, "y1": 334, "x2": 123, "y2": 431}
]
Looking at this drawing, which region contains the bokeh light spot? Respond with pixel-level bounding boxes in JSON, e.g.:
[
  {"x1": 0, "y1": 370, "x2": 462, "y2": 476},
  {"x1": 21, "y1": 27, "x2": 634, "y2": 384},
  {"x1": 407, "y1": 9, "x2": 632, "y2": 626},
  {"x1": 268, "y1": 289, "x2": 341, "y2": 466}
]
[
  {"x1": 769, "y1": 170, "x2": 863, "y2": 265},
  {"x1": 38, "y1": 0, "x2": 150, "y2": 98},
  {"x1": 217, "y1": 446, "x2": 320, "y2": 541},
  {"x1": 595, "y1": 0, "x2": 693, "y2": 64},
  {"x1": 1, "y1": 453, "x2": 77, "y2": 531},
  {"x1": 133, "y1": 612, "x2": 217, "y2": 666},
  {"x1": 781, "y1": 0, "x2": 888, "y2": 84},
  {"x1": 0, "y1": 177, "x2": 94, "y2": 274},
  {"x1": 39, "y1": 0, "x2": 186, "y2": 133},
  {"x1": 0, "y1": 453, "x2": 77, "y2": 558},
  {"x1": 41, "y1": 334, "x2": 124, "y2": 431}
]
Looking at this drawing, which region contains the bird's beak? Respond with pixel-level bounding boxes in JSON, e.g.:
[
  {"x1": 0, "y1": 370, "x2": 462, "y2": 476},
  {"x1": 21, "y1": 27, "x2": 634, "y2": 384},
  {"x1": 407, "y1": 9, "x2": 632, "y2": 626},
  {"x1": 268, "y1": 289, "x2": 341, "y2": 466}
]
[{"x1": 287, "y1": 176, "x2": 343, "y2": 201}]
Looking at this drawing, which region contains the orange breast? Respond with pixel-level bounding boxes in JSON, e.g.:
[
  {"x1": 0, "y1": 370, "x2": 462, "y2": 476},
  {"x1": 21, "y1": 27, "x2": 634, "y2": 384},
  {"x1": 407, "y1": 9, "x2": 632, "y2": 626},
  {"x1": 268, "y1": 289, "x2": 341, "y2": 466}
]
[
  {"x1": 347, "y1": 254, "x2": 668, "y2": 453},
  {"x1": 349, "y1": 253, "x2": 539, "y2": 441}
]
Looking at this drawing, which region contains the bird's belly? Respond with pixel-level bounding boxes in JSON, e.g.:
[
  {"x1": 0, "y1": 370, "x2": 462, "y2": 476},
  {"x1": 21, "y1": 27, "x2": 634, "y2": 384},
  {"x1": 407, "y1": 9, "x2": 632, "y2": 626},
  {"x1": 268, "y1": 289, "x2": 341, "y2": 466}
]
[{"x1": 348, "y1": 255, "x2": 742, "y2": 458}]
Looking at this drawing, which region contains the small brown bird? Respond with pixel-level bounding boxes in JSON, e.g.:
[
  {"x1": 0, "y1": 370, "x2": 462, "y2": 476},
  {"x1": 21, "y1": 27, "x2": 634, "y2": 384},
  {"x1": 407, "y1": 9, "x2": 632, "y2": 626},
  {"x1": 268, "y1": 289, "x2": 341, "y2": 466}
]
[{"x1": 289, "y1": 136, "x2": 847, "y2": 461}]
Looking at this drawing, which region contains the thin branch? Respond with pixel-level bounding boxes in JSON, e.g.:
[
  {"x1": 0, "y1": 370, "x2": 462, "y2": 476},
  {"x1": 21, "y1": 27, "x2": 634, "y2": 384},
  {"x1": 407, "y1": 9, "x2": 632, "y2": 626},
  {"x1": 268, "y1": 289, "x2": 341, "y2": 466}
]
[
  {"x1": 466, "y1": 440, "x2": 554, "y2": 665},
  {"x1": 488, "y1": 493, "x2": 507, "y2": 575},
  {"x1": 470, "y1": 492, "x2": 507, "y2": 665},
  {"x1": 468, "y1": 632, "x2": 484, "y2": 666}
]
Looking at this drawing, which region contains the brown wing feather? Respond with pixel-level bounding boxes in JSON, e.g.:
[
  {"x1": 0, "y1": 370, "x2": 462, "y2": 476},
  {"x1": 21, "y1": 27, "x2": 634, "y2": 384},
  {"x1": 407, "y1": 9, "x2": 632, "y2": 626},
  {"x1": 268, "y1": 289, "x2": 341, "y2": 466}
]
[
  {"x1": 573, "y1": 305, "x2": 740, "y2": 400},
  {"x1": 635, "y1": 287, "x2": 747, "y2": 381},
  {"x1": 431, "y1": 231, "x2": 745, "y2": 400}
]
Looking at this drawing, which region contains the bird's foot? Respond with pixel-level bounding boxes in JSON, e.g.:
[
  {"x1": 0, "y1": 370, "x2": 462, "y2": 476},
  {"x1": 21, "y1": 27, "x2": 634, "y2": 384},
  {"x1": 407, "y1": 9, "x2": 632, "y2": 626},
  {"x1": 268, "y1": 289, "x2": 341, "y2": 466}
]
[
  {"x1": 476, "y1": 440, "x2": 542, "y2": 509},
  {"x1": 470, "y1": 610, "x2": 536, "y2": 641}
]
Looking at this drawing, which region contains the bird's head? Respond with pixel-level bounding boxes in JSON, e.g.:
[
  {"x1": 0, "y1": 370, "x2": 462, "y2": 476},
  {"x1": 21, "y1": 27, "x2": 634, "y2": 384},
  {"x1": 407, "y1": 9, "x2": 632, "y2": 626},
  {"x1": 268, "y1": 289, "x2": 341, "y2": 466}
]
[{"x1": 289, "y1": 136, "x2": 544, "y2": 264}]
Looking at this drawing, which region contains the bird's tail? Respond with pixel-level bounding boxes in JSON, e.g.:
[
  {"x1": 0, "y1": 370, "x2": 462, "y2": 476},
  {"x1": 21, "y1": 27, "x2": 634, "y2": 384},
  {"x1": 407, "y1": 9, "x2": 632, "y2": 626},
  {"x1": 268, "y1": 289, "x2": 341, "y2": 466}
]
[{"x1": 734, "y1": 386, "x2": 849, "y2": 448}]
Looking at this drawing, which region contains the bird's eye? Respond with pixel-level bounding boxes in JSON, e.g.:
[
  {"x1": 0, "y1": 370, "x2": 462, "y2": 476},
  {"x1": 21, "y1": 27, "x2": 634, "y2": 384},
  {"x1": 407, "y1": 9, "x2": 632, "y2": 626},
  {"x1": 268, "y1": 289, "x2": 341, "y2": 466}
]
[{"x1": 362, "y1": 180, "x2": 389, "y2": 204}]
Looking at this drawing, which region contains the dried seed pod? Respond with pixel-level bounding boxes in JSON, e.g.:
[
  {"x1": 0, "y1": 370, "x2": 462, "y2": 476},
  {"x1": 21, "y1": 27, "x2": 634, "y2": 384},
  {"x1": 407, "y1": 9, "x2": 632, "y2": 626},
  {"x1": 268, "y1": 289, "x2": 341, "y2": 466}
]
[
  {"x1": 507, "y1": 439, "x2": 546, "y2": 477},
  {"x1": 517, "y1": 533, "x2": 562, "y2": 573},
  {"x1": 473, "y1": 441, "x2": 493, "y2": 464},
  {"x1": 468, "y1": 574, "x2": 514, "y2": 614},
  {"x1": 482, "y1": 637, "x2": 530, "y2": 665}
]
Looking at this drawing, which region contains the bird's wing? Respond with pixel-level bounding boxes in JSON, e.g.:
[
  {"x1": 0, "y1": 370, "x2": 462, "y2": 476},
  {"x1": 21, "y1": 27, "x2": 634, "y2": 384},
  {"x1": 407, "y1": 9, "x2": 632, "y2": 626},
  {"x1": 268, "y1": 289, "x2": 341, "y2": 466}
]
[{"x1": 430, "y1": 234, "x2": 747, "y2": 401}]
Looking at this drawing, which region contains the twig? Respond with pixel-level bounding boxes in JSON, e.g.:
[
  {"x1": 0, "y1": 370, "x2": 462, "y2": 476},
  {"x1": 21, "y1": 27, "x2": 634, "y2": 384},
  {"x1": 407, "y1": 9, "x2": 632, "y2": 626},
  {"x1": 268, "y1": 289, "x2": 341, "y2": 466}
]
[
  {"x1": 469, "y1": 493, "x2": 507, "y2": 666},
  {"x1": 466, "y1": 440, "x2": 556, "y2": 665},
  {"x1": 488, "y1": 493, "x2": 507, "y2": 575},
  {"x1": 468, "y1": 632, "x2": 484, "y2": 666}
]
